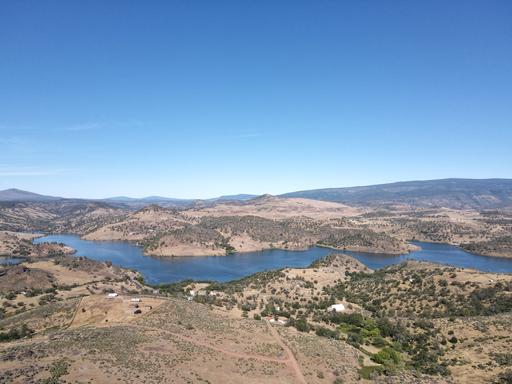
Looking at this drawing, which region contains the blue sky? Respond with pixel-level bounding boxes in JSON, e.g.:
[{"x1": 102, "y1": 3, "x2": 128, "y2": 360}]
[{"x1": 1, "y1": 1, "x2": 511, "y2": 198}]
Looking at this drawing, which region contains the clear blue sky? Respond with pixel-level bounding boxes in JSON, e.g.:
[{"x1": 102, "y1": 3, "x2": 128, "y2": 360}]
[{"x1": 1, "y1": 1, "x2": 511, "y2": 198}]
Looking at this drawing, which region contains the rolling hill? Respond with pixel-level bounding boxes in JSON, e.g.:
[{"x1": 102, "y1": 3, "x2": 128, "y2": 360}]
[{"x1": 0, "y1": 188, "x2": 61, "y2": 202}]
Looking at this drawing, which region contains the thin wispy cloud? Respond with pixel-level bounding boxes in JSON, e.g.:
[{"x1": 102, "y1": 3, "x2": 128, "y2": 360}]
[
  {"x1": 234, "y1": 132, "x2": 264, "y2": 139},
  {"x1": 0, "y1": 167, "x2": 73, "y2": 177},
  {"x1": 64, "y1": 123, "x2": 102, "y2": 131},
  {"x1": 0, "y1": 136, "x2": 24, "y2": 145},
  {"x1": 0, "y1": 125, "x2": 34, "y2": 132},
  {"x1": 0, "y1": 171, "x2": 56, "y2": 176},
  {"x1": 63, "y1": 121, "x2": 151, "y2": 132}
]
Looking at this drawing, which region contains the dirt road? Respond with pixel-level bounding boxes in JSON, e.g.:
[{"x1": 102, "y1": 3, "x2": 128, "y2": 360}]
[{"x1": 128, "y1": 321, "x2": 307, "y2": 383}]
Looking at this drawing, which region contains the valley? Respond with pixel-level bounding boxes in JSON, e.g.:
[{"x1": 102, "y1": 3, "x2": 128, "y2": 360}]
[{"x1": 1, "y1": 179, "x2": 512, "y2": 383}]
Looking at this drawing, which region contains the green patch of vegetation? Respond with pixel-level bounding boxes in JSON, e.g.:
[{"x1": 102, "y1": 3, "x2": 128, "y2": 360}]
[
  {"x1": 287, "y1": 316, "x2": 310, "y2": 332},
  {"x1": 495, "y1": 370, "x2": 512, "y2": 384},
  {"x1": 315, "y1": 326, "x2": 340, "y2": 339},
  {"x1": 134, "y1": 275, "x2": 145, "y2": 284},
  {"x1": 4, "y1": 291, "x2": 16, "y2": 300},
  {"x1": 0, "y1": 323, "x2": 34, "y2": 342},
  {"x1": 153, "y1": 279, "x2": 199, "y2": 295},
  {"x1": 372, "y1": 347, "x2": 402, "y2": 367},
  {"x1": 41, "y1": 358, "x2": 70, "y2": 384},
  {"x1": 358, "y1": 365, "x2": 384, "y2": 380},
  {"x1": 492, "y1": 353, "x2": 512, "y2": 367},
  {"x1": 209, "y1": 269, "x2": 286, "y2": 294},
  {"x1": 461, "y1": 235, "x2": 512, "y2": 256}
]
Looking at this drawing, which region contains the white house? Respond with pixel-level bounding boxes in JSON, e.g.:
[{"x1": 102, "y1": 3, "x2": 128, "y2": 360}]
[
  {"x1": 130, "y1": 298, "x2": 141, "y2": 302},
  {"x1": 107, "y1": 293, "x2": 118, "y2": 299},
  {"x1": 328, "y1": 303, "x2": 345, "y2": 313}
]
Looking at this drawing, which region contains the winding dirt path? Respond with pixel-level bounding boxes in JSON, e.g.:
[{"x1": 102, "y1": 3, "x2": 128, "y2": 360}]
[
  {"x1": 134, "y1": 323, "x2": 288, "y2": 363},
  {"x1": 265, "y1": 320, "x2": 306, "y2": 384},
  {"x1": 69, "y1": 294, "x2": 307, "y2": 383},
  {"x1": 64, "y1": 296, "x2": 84, "y2": 330},
  {"x1": 126, "y1": 321, "x2": 306, "y2": 383}
]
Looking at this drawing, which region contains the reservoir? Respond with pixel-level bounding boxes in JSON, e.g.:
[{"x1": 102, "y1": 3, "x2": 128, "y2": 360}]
[
  {"x1": 34, "y1": 234, "x2": 512, "y2": 285},
  {"x1": 0, "y1": 256, "x2": 24, "y2": 266}
]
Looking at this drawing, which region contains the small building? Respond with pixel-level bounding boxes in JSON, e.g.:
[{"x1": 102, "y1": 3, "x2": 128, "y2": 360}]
[
  {"x1": 130, "y1": 298, "x2": 141, "y2": 302},
  {"x1": 107, "y1": 293, "x2": 118, "y2": 299},
  {"x1": 328, "y1": 303, "x2": 345, "y2": 313},
  {"x1": 269, "y1": 317, "x2": 287, "y2": 326}
]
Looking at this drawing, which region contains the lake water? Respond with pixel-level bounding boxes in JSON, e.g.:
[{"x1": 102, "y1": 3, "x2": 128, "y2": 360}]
[
  {"x1": 33, "y1": 234, "x2": 512, "y2": 284},
  {"x1": 0, "y1": 257, "x2": 24, "y2": 266}
]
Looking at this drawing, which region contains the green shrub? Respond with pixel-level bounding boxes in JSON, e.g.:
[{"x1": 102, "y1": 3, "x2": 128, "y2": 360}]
[
  {"x1": 0, "y1": 324, "x2": 34, "y2": 342},
  {"x1": 372, "y1": 336, "x2": 386, "y2": 347},
  {"x1": 372, "y1": 347, "x2": 401, "y2": 366},
  {"x1": 4, "y1": 292, "x2": 16, "y2": 300},
  {"x1": 315, "y1": 327, "x2": 339, "y2": 339}
]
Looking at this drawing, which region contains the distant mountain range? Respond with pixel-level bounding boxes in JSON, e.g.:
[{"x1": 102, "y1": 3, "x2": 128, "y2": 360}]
[
  {"x1": 104, "y1": 193, "x2": 259, "y2": 207},
  {"x1": 281, "y1": 178, "x2": 512, "y2": 209},
  {"x1": 0, "y1": 188, "x2": 257, "y2": 207},
  {"x1": 0, "y1": 188, "x2": 62, "y2": 202},
  {"x1": 2, "y1": 178, "x2": 512, "y2": 209}
]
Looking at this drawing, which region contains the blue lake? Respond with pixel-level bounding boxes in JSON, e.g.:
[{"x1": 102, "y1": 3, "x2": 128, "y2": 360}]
[
  {"x1": 33, "y1": 234, "x2": 512, "y2": 285},
  {"x1": 0, "y1": 256, "x2": 24, "y2": 266}
]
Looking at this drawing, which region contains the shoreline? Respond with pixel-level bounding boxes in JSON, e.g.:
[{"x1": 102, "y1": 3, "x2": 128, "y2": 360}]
[
  {"x1": 144, "y1": 244, "x2": 313, "y2": 258},
  {"x1": 316, "y1": 242, "x2": 421, "y2": 256},
  {"x1": 409, "y1": 238, "x2": 512, "y2": 259},
  {"x1": 34, "y1": 232, "x2": 512, "y2": 261}
]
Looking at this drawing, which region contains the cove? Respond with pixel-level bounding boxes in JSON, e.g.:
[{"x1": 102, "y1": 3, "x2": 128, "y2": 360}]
[
  {"x1": 33, "y1": 234, "x2": 512, "y2": 285},
  {"x1": 0, "y1": 256, "x2": 24, "y2": 266}
]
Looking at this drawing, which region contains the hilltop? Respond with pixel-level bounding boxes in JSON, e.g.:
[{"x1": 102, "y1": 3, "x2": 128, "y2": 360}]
[
  {"x1": 0, "y1": 189, "x2": 61, "y2": 202},
  {"x1": 186, "y1": 194, "x2": 362, "y2": 219}
]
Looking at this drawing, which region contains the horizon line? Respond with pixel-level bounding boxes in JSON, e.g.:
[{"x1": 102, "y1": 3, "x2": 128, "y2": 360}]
[{"x1": 1, "y1": 176, "x2": 511, "y2": 201}]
